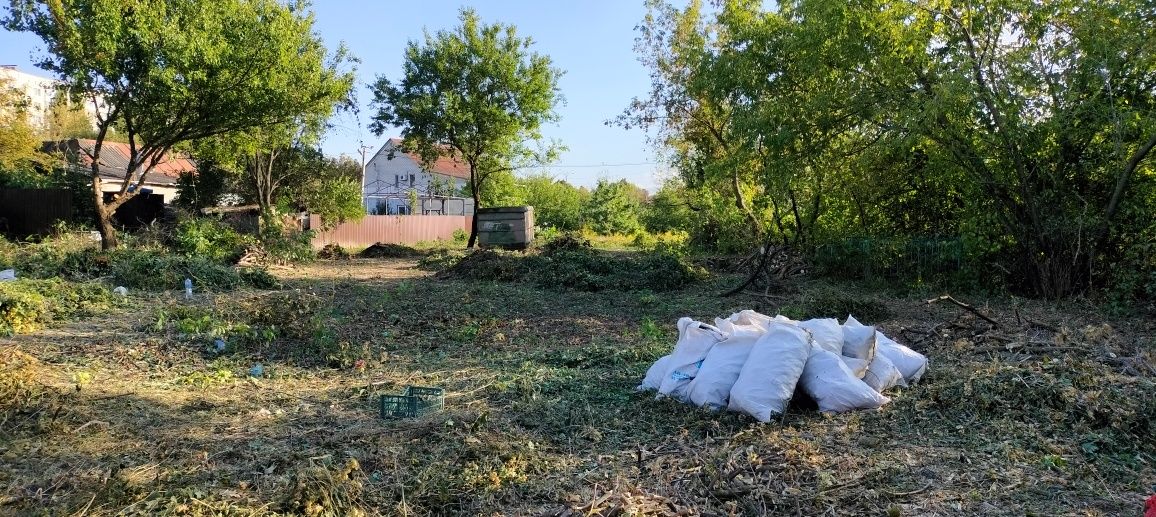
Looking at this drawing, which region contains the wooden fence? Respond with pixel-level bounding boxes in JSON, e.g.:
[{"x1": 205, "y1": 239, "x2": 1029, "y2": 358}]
[
  {"x1": 0, "y1": 188, "x2": 73, "y2": 237},
  {"x1": 309, "y1": 214, "x2": 471, "y2": 248}
]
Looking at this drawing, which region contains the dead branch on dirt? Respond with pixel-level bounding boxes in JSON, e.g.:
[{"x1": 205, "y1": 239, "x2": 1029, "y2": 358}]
[
  {"x1": 926, "y1": 295, "x2": 1001, "y2": 327},
  {"x1": 720, "y1": 243, "x2": 805, "y2": 297}
]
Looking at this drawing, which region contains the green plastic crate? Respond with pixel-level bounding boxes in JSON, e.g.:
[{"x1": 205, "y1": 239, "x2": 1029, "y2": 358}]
[{"x1": 380, "y1": 386, "x2": 444, "y2": 419}]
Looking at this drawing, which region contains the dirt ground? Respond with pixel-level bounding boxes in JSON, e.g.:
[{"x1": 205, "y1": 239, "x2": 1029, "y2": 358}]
[{"x1": 1, "y1": 259, "x2": 1153, "y2": 516}]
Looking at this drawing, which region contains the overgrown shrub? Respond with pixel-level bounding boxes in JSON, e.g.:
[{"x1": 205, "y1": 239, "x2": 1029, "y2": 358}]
[
  {"x1": 112, "y1": 251, "x2": 243, "y2": 291},
  {"x1": 0, "y1": 279, "x2": 114, "y2": 334},
  {"x1": 0, "y1": 285, "x2": 47, "y2": 334},
  {"x1": 172, "y1": 217, "x2": 254, "y2": 263},
  {"x1": 260, "y1": 230, "x2": 316, "y2": 264}
]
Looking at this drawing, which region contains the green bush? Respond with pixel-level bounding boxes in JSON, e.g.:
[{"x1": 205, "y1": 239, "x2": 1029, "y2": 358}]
[
  {"x1": 260, "y1": 230, "x2": 316, "y2": 264},
  {"x1": 0, "y1": 286, "x2": 48, "y2": 335},
  {"x1": 0, "y1": 279, "x2": 114, "y2": 335},
  {"x1": 172, "y1": 218, "x2": 253, "y2": 263},
  {"x1": 452, "y1": 228, "x2": 469, "y2": 243},
  {"x1": 111, "y1": 251, "x2": 242, "y2": 292}
]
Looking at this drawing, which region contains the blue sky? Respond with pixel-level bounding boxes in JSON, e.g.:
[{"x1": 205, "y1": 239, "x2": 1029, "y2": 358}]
[{"x1": 0, "y1": 1, "x2": 671, "y2": 191}]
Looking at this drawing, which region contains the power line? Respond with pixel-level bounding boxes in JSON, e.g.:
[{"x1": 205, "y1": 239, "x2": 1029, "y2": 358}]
[{"x1": 518, "y1": 161, "x2": 660, "y2": 169}]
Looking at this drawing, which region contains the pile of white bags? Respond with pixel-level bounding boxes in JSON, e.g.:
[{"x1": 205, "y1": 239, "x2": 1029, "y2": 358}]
[{"x1": 638, "y1": 310, "x2": 929, "y2": 422}]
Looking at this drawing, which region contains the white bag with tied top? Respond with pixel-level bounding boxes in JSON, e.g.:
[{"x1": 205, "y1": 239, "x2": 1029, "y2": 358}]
[
  {"x1": 687, "y1": 333, "x2": 758, "y2": 410},
  {"x1": 800, "y1": 349, "x2": 891, "y2": 413},
  {"x1": 727, "y1": 322, "x2": 812, "y2": 422},
  {"x1": 657, "y1": 318, "x2": 724, "y2": 402},
  {"x1": 876, "y1": 330, "x2": 928, "y2": 383},
  {"x1": 799, "y1": 318, "x2": 843, "y2": 355},
  {"x1": 637, "y1": 355, "x2": 672, "y2": 392}
]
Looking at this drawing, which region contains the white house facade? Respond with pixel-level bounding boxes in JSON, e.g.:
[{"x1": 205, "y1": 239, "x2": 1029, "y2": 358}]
[
  {"x1": 362, "y1": 138, "x2": 474, "y2": 215},
  {"x1": 1, "y1": 65, "x2": 100, "y2": 130}
]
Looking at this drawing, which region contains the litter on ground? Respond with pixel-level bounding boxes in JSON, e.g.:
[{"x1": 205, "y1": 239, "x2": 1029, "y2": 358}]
[{"x1": 639, "y1": 310, "x2": 928, "y2": 421}]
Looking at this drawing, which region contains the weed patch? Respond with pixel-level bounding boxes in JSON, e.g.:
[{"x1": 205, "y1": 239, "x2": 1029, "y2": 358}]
[{"x1": 0, "y1": 279, "x2": 114, "y2": 334}]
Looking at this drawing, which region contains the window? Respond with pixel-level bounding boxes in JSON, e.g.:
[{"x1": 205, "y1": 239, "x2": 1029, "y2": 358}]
[{"x1": 409, "y1": 174, "x2": 416, "y2": 185}]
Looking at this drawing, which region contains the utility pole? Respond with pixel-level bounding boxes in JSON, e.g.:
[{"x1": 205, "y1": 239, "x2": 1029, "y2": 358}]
[{"x1": 357, "y1": 142, "x2": 373, "y2": 212}]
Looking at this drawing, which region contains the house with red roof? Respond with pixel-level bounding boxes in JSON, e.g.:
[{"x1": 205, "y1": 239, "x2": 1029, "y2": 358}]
[
  {"x1": 362, "y1": 138, "x2": 475, "y2": 215},
  {"x1": 44, "y1": 138, "x2": 195, "y2": 203}
]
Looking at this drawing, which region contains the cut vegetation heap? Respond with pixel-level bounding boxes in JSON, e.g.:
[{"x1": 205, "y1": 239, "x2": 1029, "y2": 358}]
[{"x1": 434, "y1": 235, "x2": 706, "y2": 292}]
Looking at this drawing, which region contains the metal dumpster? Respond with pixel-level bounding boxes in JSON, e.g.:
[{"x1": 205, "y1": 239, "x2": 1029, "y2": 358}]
[{"x1": 476, "y1": 206, "x2": 534, "y2": 249}]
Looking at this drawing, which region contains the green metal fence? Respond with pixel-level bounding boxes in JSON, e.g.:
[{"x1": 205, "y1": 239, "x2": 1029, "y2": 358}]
[{"x1": 811, "y1": 236, "x2": 968, "y2": 284}]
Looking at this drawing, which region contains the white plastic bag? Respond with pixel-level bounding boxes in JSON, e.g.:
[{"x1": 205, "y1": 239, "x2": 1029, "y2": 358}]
[
  {"x1": 728, "y1": 322, "x2": 812, "y2": 422},
  {"x1": 876, "y1": 331, "x2": 928, "y2": 383},
  {"x1": 727, "y1": 310, "x2": 774, "y2": 331},
  {"x1": 0, "y1": 269, "x2": 14, "y2": 281},
  {"x1": 713, "y1": 317, "x2": 765, "y2": 339},
  {"x1": 862, "y1": 351, "x2": 907, "y2": 392},
  {"x1": 840, "y1": 356, "x2": 870, "y2": 379},
  {"x1": 638, "y1": 355, "x2": 672, "y2": 391},
  {"x1": 841, "y1": 315, "x2": 877, "y2": 362},
  {"x1": 773, "y1": 314, "x2": 799, "y2": 325},
  {"x1": 687, "y1": 334, "x2": 758, "y2": 409},
  {"x1": 800, "y1": 349, "x2": 891, "y2": 413},
  {"x1": 799, "y1": 318, "x2": 843, "y2": 354},
  {"x1": 658, "y1": 318, "x2": 724, "y2": 401}
]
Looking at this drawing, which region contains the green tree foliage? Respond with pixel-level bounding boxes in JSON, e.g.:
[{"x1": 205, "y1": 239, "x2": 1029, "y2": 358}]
[
  {"x1": 286, "y1": 154, "x2": 365, "y2": 228},
  {"x1": 5, "y1": 0, "x2": 355, "y2": 249},
  {"x1": 41, "y1": 92, "x2": 96, "y2": 141},
  {"x1": 627, "y1": 0, "x2": 1156, "y2": 298},
  {"x1": 466, "y1": 169, "x2": 521, "y2": 207},
  {"x1": 584, "y1": 179, "x2": 645, "y2": 235},
  {"x1": 370, "y1": 7, "x2": 564, "y2": 247},
  {"x1": 517, "y1": 173, "x2": 589, "y2": 231},
  {"x1": 641, "y1": 178, "x2": 696, "y2": 234},
  {"x1": 185, "y1": 143, "x2": 365, "y2": 229},
  {"x1": 173, "y1": 161, "x2": 230, "y2": 211},
  {"x1": 0, "y1": 76, "x2": 46, "y2": 181}
]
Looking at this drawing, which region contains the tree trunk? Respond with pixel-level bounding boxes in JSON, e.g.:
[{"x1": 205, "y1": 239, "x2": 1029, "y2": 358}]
[
  {"x1": 467, "y1": 188, "x2": 480, "y2": 248},
  {"x1": 90, "y1": 168, "x2": 119, "y2": 249}
]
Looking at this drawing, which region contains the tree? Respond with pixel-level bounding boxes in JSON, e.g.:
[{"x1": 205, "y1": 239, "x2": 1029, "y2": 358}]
[
  {"x1": 189, "y1": 140, "x2": 366, "y2": 229},
  {"x1": 369, "y1": 7, "x2": 564, "y2": 247},
  {"x1": 5, "y1": 0, "x2": 355, "y2": 249},
  {"x1": 41, "y1": 91, "x2": 98, "y2": 141},
  {"x1": 291, "y1": 155, "x2": 365, "y2": 228},
  {"x1": 626, "y1": 0, "x2": 1156, "y2": 297},
  {"x1": 641, "y1": 178, "x2": 696, "y2": 234},
  {"x1": 517, "y1": 172, "x2": 589, "y2": 231},
  {"x1": 0, "y1": 75, "x2": 46, "y2": 180},
  {"x1": 584, "y1": 179, "x2": 644, "y2": 235}
]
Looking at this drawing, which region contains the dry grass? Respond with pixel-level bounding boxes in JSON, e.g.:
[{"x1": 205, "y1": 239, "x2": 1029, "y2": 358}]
[{"x1": 0, "y1": 259, "x2": 1152, "y2": 516}]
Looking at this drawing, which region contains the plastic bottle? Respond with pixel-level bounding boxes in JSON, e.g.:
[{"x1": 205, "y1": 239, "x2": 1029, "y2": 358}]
[{"x1": 184, "y1": 278, "x2": 193, "y2": 299}]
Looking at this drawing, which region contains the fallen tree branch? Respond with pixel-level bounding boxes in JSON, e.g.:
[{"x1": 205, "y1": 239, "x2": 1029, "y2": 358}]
[
  {"x1": 926, "y1": 295, "x2": 1000, "y2": 327},
  {"x1": 720, "y1": 243, "x2": 781, "y2": 297},
  {"x1": 200, "y1": 204, "x2": 259, "y2": 215}
]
